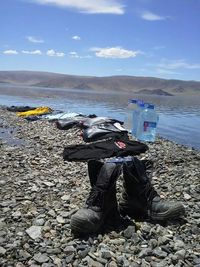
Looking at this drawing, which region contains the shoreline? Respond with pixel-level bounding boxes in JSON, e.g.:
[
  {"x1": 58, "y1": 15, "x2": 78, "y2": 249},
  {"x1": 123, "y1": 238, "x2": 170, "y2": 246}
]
[
  {"x1": 0, "y1": 107, "x2": 200, "y2": 266},
  {"x1": 1, "y1": 83, "x2": 200, "y2": 97}
]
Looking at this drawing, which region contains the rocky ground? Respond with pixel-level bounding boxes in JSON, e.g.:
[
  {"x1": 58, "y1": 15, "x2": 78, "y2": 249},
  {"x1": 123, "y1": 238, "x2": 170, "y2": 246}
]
[{"x1": 0, "y1": 106, "x2": 200, "y2": 267}]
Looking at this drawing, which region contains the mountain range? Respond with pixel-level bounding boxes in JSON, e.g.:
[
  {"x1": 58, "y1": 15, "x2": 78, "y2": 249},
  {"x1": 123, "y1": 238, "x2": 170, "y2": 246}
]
[{"x1": 0, "y1": 70, "x2": 200, "y2": 96}]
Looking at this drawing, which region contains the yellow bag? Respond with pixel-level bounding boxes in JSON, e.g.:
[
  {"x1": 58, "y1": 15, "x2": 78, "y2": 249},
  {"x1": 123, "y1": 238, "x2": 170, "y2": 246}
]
[{"x1": 17, "y1": 106, "x2": 53, "y2": 117}]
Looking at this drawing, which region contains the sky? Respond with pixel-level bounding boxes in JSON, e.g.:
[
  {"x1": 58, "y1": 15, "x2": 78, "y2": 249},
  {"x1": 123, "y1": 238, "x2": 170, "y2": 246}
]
[{"x1": 1, "y1": 0, "x2": 200, "y2": 81}]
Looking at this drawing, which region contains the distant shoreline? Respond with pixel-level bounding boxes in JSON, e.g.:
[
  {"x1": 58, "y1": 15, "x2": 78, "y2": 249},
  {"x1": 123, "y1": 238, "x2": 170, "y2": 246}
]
[
  {"x1": 0, "y1": 83, "x2": 199, "y2": 98},
  {"x1": 0, "y1": 70, "x2": 200, "y2": 96}
]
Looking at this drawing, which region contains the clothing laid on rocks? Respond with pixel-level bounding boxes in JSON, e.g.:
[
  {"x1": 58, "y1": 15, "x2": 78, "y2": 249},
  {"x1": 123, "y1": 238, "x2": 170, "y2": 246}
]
[
  {"x1": 82, "y1": 117, "x2": 124, "y2": 129},
  {"x1": 44, "y1": 112, "x2": 81, "y2": 121},
  {"x1": 82, "y1": 122, "x2": 128, "y2": 143},
  {"x1": 17, "y1": 106, "x2": 53, "y2": 117},
  {"x1": 7, "y1": 106, "x2": 37, "y2": 112},
  {"x1": 63, "y1": 138, "x2": 148, "y2": 161},
  {"x1": 56, "y1": 116, "x2": 91, "y2": 130},
  {"x1": 56, "y1": 115, "x2": 119, "y2": 131},
  {"x1": 24, "y1": 111, "x2": 81, "y2": 122}
]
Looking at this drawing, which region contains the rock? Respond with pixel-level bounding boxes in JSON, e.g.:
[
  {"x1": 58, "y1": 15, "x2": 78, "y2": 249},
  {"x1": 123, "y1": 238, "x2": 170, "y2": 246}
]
[
  {"x1": 151, "y1": 260, "x2": 169, "y2": 267},
  {"x1": 43, "y1": 181, "x2": 55, "y2": 187},
  {"x1": 65, "y1": 253, "x2": 75, "y2": 264},
  {"x1": 61, "y1": 194, "x2": 70, "y2": 201},
  {"x1": 56, "y1": 215, "x2": 65, "y2": 224},
  {"x1": 35, "y1": 218, "x2": 45, "y2": 226},
  {"x1": 12, "y1": 211, "x2": 22, "y2": 219},
  {"x1": 18, "y1": 250, "x2": 32, "y2": 260},
  {"x1": 107, "y1": 261, "x2": 118, "y2": 267},
  {"x1": 41, "y1": 263, "x2": 55, "y2": 267},
  {"x1": 78, "y1": 247, "x2": 90, "y2": 258},
  {"x1": 100, "y1": 249, "x2": 113, "y2": 259},
  {"x1": 48, "y1": 209, "x2": 56, "y2": 217},
  {"x1": 183, "y1": 192, "x2": 192, "y2": 200},
  {"x1": 0, "y1": 246, "x2": 6, "y2": 255},
  {"x1": 33, "y1": 253, "x2": 49, "y2": 263},
  {"x1": 26, "y1": 226, "x2": 42, "y2": 240},
  {"x1": 138, "y1": 248, "x2": 152, "y2": 258},
  {"x1": 0, "y1": 180, "x2": 7, "y2": 185},
  {"x1": 175, "y1": 249, "x2": 186, "y2": 260},
  {"x1": 64, "y1": 245, "x2": 76, "y2": 255},
  {"x1": 174, "y1": 239, "x2": 185, "y2": 250},
  {"x1": 153, "y1": 247, "x2": 168, "y2": 258},
  {"x1": 123, "y1": 225, "x2": 136, "y2": 239},
  {"x1": 15, "y1": 263, "x2": 26, "y2": 267}
]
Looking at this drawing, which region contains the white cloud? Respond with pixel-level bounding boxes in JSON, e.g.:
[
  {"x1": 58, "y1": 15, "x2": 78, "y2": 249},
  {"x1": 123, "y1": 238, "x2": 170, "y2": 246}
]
[
  {"x1": 3, "y1": 50, "x2": 18, "y2": 55},
  {"x1": 69, "y1": 51, "x2": 92, "y2": 59},
  {"x1": 158, "y1": 59, "x2": 200, "y2": 70},
  {"x1": 22, "y1": 50, "x2": 42, "y2": 55},
  {"x1": 69, "y1": 51, "x2": 79, "y2": 58},
  {"x1": 46, "y1": 49, "x2": 65, "y2": 57},
  {"x1": 72, "y1": 35, "x2": 81, "y2": 41},
  {"x1": 26, "y1": 36, "x2": 44, "y2": 43},
  {"x1": 91, "y1": 47, "x2": 141, "y2": 59},
  {"x1": 30, "y1": 0, "x2": 125, "y2": 14},
  {"x1": 140, "y1": 10, "x2": 167, "y2": 21}
]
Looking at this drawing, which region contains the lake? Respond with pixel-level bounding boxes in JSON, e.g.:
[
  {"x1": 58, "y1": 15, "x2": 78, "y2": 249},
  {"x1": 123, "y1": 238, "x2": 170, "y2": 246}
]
[{"x1": 0, "y1": 84, "x2": 200, "y2": 150}]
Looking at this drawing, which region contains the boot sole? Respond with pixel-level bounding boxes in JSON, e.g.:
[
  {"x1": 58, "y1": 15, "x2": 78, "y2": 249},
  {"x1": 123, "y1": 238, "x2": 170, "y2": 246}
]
[
  {"x1": 150, "y1": 205, "x2": 185, "y2": 221},
  {"x1": 119, "y1": 204, "x2": 185, "y2": 221}
]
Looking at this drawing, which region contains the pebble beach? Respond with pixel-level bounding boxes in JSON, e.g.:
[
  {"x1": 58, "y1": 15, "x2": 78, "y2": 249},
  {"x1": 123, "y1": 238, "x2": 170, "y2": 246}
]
[{"x1": 0, "y1": 106, "x2": 200, "y2": 267}]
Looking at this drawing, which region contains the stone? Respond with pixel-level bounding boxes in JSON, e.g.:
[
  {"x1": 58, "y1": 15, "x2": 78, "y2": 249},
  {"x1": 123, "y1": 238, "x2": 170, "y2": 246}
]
[
  {"x1": 61, "y1": 195, "x2": 70, "y2": 201},
  {"x1": 35, "y1": 218, "x2": 45, "y2": 226},
  {"x1": 153, "y1": 248, "x2": 168, "y2": 258},
  {"x1": 123, "y1": 225, "x2": 136, "y2": 239},
  {"x1": 100, "y1": 249, "x2": 113, "y2": 259},
  {"x1": 0, "y1": 246, "x2": 6, "y2": 255},
  {"x1": 175, "y1": 249, "x2": 186, "y2": 260},
  {"x1": 56, "y1": 215, "x2": 65, "y2": 224},
  {"x1": 33, "y1": 253, "x2": 49, "y2": 263},
  {"x1": 19, "y1": 250, "x2": 32, "y2": 260},
  {"x1": 174, "y1": 239, "x2": 185, "y2": 250},
  {"x1": 107, "y1": 261, "x2": 118, "y2": 267},
  {"x1": 183, "y1": 192, "x2": 192, "y2": 200},
  {"x1": 65, "y1": 253, "x2": 75, "y2": 264},
  {"x1": 43, "y1": 181, "x2": 55, "y2": 187},
  {"x1": 26, "y1": 226, "x2": 42, "y2": 240}
]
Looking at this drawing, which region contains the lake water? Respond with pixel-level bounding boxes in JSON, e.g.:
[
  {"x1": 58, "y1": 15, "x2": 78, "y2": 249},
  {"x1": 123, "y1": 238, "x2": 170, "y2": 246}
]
[{"x1": 0, "y1": 84, "x2": 200, "y2": 150}]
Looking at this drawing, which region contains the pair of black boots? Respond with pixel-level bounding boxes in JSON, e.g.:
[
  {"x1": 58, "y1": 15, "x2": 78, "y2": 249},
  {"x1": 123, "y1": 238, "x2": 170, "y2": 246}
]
[{"x1": 70, "y1": 157, "x2": 185, "y2": 235}]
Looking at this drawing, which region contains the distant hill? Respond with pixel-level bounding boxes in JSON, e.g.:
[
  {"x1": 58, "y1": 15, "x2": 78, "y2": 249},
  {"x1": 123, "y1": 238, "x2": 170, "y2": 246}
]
[{"x1": 0, "y1": 70, "x2": 200, "y2": 96}]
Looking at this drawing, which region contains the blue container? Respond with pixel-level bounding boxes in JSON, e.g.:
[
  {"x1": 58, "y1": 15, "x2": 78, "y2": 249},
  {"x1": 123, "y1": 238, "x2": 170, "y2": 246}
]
[{"x1": 136, "y1": 104, "x2": 159, "y2": 142}]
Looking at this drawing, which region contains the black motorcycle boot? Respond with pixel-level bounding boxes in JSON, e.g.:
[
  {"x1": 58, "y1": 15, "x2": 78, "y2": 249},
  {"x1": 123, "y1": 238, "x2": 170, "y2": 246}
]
[
  {"x1": 70, "y1": 161, "x2": 121, "y2": 235},
  {"x1": 119, "y1": 157, "x2": 185, "y2": 221}
]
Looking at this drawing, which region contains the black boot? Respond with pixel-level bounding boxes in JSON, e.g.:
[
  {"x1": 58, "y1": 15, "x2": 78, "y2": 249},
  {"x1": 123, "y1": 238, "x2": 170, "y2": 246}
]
[
  {"x1": 119, "y1": 157, "x2": 185, "y2": 221},
  {"x1": 70, "y1": 160, "x2": 121, "y2": 234}
]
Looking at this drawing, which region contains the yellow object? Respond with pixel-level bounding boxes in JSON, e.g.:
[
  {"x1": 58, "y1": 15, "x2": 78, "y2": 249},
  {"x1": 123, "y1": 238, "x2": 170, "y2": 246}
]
[{"x1": 17, "y1": 106, "x2": 53, "y2": 117}]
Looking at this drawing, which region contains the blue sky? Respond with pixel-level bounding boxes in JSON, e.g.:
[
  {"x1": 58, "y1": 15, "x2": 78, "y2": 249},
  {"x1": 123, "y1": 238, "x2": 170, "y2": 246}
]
[{"x1": 1, "y1": 0, "x2": 200, "y2": 81}]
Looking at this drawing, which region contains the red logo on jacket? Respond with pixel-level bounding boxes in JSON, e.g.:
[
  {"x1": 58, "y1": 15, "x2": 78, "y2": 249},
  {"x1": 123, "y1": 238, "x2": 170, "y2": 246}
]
[{"x1": 115, "y1": 141, "x2": 126, "y2": 149}]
